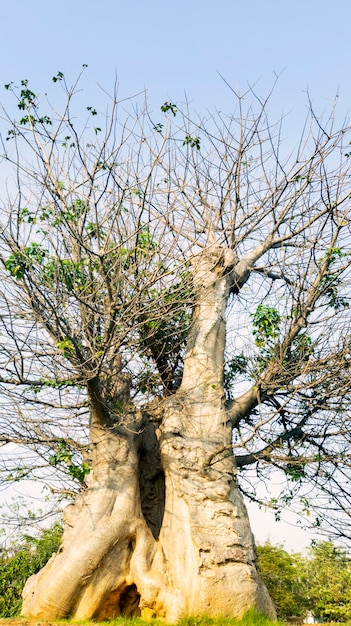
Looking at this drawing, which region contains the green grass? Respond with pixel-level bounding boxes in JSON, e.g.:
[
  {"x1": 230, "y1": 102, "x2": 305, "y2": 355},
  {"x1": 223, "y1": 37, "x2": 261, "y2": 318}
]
[
  {"x1": 0, "y1": 609, "x2": 284, "y2": 626},
  {"x1": 177, "y1": 610, "x2": 283, "y2": 626},
  {"x1": 2, "y1": 616, "x2": 351, "y2": 626},
  {"x1": 0, "y1": 612, "x2": 282, "y2": 626}
]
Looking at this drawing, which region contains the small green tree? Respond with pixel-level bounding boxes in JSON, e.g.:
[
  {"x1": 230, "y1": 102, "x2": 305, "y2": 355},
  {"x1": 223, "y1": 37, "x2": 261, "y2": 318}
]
[
  {"x1": 0, "y1": 524, "x2": 62, "y2": 617},
  {"x1": 256, "y1": 543, "x2": 308, "y2": 619},
  {"x1": 307, "y1": 541, "x2": 351, "y2": 622},
  {"x1": 258, "y1": 541, "x2": 351, "y2": 622}
]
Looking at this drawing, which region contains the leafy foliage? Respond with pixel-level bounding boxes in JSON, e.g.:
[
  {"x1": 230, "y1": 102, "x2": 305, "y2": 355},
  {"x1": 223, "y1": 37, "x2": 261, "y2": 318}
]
[
  {"x1": 49, "y1": 439, "x2": 90, "y2": 483},
  {"x1": 318, "y1": 247, "x2": 350, "y2": 310},
  {"x1": 0, "y1": 523, "x2": 62, "y2": 616},
  {"x1": 251, "y1": 304, "x2": 281, "y2": 353},
  {"x1": 257, "y1": 541, "x2": 351, "y2": 621},
  {"x1": 160, "y1": 101, "x2": 177, "y2": 116},
  {"x1": 256, "y1": 543, "x2": 308, "y2": 619},
  {"x1": 183, "y1": 134, "x2": 201, "y2": 150},
  {"x1": 307, "y1": 541, "x2": 351, "y2": 622}
]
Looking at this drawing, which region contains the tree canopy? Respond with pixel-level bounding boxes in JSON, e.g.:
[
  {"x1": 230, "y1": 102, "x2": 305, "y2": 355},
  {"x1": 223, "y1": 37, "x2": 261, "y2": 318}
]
[{"x1": 1, "y1": 71, "x2": 351, "y2": 535}]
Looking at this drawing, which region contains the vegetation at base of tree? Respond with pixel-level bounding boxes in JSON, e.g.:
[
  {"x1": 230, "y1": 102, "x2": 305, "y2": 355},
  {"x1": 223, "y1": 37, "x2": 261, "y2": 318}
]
[
  {"x1": 0, "y1": 610, "x2": 283, "y2": 626},
  {"x1": 306, "y1": 542, "x2": 351, "y2": 622},
  {"x1": 177, "y1": 609, "x2": 284, "y2": 626},
  {"x1": 0, "y1": 524, "x2": 62, "y2": 617},
  {"x1": 256, "y1": 543, "x2": 308, "y2": 619},
  {"x1": 257, "y1": 542, "x2": 351, "y2": 622}
]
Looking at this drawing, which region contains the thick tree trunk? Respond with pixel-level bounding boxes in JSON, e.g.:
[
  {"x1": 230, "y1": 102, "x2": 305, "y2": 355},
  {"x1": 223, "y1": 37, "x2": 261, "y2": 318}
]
[
  {"x1": 154, "y1": 249, "x2": 274, "y2": 620},
  {"x1": 22, "y1": 421, "x2": 274, "y2": 621},
  {"x1": 22, "y1": 425, "x2": 161, "y2": 620},
  {"x1": 22, "y1": 248, "x2": 275, "y2": 621},
  {"x1": 158, "y1": 418, "x2": 274, "y2": 620}
]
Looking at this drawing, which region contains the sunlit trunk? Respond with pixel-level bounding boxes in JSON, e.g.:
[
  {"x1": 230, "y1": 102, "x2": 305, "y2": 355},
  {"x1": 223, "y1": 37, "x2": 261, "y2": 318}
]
[{"x1": 22, "y1": 249, "x2": 275, "y2": 621}]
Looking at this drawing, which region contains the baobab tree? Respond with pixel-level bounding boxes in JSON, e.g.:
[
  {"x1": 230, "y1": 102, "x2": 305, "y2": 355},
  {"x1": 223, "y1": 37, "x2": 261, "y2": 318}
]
[{"x1": 1, "y1": 70, "x2": 351, "y2": 621}]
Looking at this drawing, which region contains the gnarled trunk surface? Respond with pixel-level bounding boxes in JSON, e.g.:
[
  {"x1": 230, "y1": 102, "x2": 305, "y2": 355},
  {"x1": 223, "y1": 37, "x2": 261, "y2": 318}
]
[{"x1": 22, "y1": 249, "x2": 275, "y2": 622}]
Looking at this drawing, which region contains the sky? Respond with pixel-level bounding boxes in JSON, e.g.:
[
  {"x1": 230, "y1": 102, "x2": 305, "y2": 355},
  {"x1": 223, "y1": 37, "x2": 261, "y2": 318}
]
[
  {"x1": 1, "y1": 0, "x2": 350, "y2": 120},
  {"x1": 1, "y1": 0, "x2": 351, "y2": 551}
]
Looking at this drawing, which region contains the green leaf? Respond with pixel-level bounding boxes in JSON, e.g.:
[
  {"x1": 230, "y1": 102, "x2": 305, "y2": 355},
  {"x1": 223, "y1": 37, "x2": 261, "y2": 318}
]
[
  {"x1": 4, "y1": 253, "x2": 27, "y2": 279},
  {"x1": 251, "y1": 304, "x2": 281, "y2": 343},
  {"x1": 56, "y1": 337, "x2": 75, "y2": 359},
  {"x1": 52, "y1": 71, "x2": 64, "y2": 83},
  {"x1": 160, "y1": 102, "x2": 177, "y2": 116},
  {"x1": 183, "y1": 134, "x2": 201, "y2": 150}
]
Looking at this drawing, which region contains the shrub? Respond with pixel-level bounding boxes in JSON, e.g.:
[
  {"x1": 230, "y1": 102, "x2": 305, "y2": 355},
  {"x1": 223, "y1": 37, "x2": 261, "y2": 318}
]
[{"x1": 0, "y1": 523, "x2": 62, "y2": 616}]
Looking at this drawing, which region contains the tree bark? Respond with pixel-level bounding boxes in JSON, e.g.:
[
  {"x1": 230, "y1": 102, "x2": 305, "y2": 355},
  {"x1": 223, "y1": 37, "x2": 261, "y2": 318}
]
[
  {"x1": 22, "y1": 248, "x2": 275, "y2": 621},
  {"x1": 157, "y1": 401, "x2": 274, "y2": 621},
  {"x1": 22, "y1": 423, "x2": 159, "y2": 619},
  {"x1": 154, "y1": 248, "x2": 274, "y2": 620}
]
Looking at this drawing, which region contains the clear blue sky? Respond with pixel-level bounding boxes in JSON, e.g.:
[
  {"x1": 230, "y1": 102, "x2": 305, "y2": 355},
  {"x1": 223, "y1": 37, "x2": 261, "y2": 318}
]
[
  {"x1": 1, "y1": 0, "x2": 350, "y2": 550},
  {"x1": 1, "y1": 0, "x2": 350, "y2": 120}
]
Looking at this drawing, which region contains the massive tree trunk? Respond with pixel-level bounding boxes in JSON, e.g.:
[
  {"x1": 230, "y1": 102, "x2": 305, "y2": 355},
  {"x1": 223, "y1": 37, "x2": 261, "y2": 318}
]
[{"x1": 22, "y1": 249, "x2": 275, "y2": 622}]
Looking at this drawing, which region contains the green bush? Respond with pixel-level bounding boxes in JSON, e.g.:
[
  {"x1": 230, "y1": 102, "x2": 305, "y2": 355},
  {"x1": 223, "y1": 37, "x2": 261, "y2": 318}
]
[
  {"x1": 306, "y1": 542, "x2": 351, "y2": 622},
  {"x1": 0, "y1": 522, "x2": 62, "y2": 617},
  {"x1": 257, "y1": 540, "x2": 351, "y2": 622},
  {"x1": 256, "y1": 543, "x2": 309, "y2": 619}
]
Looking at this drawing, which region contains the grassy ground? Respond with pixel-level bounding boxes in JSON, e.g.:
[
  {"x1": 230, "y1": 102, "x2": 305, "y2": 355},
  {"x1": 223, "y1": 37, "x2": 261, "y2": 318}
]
[
  {"x1": 0, "y1": 614, "x2": 351, "y2": 626},
  {"x1": 0, "y1": 612, "x2": 348, "y2": 626},
  {"x1": 0, "y1": 611, "x2": 286, "y2": 626},
  {"x1": 1, "y1": 612, "x2": 349, "y2": 626}
]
